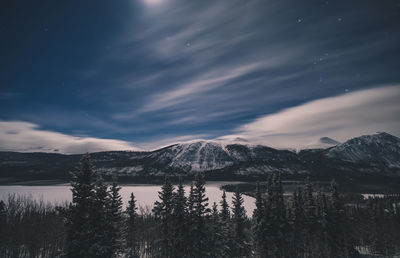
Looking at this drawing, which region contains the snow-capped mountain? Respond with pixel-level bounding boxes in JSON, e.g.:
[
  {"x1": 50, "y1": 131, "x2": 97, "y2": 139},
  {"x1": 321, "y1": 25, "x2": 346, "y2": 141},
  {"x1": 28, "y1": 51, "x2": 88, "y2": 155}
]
[
  {"x1": 1, "y1": 132, "x2": 400, "y2": 180},
  {"x1": 304, "y1": 137, "x2": 340, "y2": 150},
  {"x1": 144, "y1": 140, "x2": 302, "y2": 174},
  {"x1": 327, "y1": 132, "x2": 400, "y2": 168}
]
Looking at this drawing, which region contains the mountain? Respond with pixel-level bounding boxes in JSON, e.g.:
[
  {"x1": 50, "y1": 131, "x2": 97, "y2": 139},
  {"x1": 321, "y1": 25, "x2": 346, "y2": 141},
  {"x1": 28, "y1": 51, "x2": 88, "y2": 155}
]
[
  {"x1": 1, "y1": 132, "x2": 400, "y2": 181},
  {"x1": 131, "y1": 140, "x2": 304, "y2": 176},
  {"x1": 326, "y1": 132, "x2": 400, "y2": 168},
  {"x1": 305, "y1": 137, "x2": 340, "y2": 149}
]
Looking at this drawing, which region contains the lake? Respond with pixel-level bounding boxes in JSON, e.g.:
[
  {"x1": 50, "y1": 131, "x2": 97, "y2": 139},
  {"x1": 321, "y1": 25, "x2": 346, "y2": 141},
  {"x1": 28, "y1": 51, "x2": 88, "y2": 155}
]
[{"x1": 0, "y1": 181, "x2": 256, "y2": 217}]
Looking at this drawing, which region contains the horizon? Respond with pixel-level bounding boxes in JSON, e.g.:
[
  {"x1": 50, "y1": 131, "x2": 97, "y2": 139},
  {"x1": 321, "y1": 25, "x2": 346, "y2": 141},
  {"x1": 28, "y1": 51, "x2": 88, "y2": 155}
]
[{"x1": 0, "y1": 131, "x2": 396, "y2": 155}]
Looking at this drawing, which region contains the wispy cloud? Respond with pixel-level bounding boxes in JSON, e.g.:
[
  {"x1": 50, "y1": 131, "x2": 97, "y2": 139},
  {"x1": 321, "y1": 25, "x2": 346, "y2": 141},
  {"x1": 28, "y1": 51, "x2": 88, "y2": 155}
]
[
  {"x1": 220, "y1": 85, "x2": 400, "y2": 149},
  {"x1": 3, "y1": 0, "x2": 399, "y2": 149},
  {"x1": 107, "y1": 0, "x2": 399, "y2": 131},
  {"x1": 0, "y1": 121, "x2": 138, "y2": 154}
]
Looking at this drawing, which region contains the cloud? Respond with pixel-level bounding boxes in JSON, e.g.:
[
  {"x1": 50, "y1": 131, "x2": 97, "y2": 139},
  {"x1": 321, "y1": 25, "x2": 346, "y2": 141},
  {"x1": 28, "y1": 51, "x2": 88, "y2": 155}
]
[
  {"x1": 108, "y1": 0, "x2": 399, "y2": 130},
  {"x1": 0, "y1": 121, "x2": 138, "y2": 154},
  {"x1": 220, "y1": 85, "x2": 400, "y2": 149},
  {"x1": 137, "y1": 61, "x2": 272, "y2": 113}
]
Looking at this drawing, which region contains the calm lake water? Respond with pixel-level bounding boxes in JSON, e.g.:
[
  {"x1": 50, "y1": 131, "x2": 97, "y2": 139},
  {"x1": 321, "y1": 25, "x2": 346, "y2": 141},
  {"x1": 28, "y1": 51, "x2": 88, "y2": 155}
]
[{"x1": 0, "y1": 181, "x2": 256, "y2": 217}]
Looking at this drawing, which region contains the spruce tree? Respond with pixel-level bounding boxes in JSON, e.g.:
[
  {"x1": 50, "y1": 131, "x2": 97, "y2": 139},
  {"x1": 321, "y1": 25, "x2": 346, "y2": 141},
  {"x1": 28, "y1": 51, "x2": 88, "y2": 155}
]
[
  {"x1": 209, "y1": 202, "x2": 223, "y2": 257},
  {"x1": 220, "y1": 190, "x2": 230, "y2": 222},
  {"x1": 220, "y1": 190, "x2": 233, "y2": 257},
  {"x1": 171, "y1": 176, "x2": 188, "y2": 257},
  {"x1": 186, "y1": 182, "x2": 196, "y2": 254},
  {"x1": 292, "y1": 186, "x2": 306, "y2": 257},
  {"x1": 65, "y1": 154, "x2": 97, "y2": 258},
  {"x1": 232, "y1": 188, "x2": 251, "y2": 257},
  {"x1": 153, "y1": 176, "x2": 174, "y2": 258},
  {"x1": 272, "y1": 172, "x2": 288, "y2": 258},
  {"x1": 328, "y1": 179, "x2": 354, "y2": 257},
  {"x1": 126, "y1": 193, "x2": 139, "y2": 258},
  {"x1": 0, "y1": 200, "x2": 6, "y2": 257},
  {"x1": 252, "y1": 182, "x2": 266, "y2": 257},
  {"x1": 192, "y1": 172, "x2": 211, "y2": 258},
  {"x1": 303, "y1": 177, "x2": 317, "y2": 257},
  {"x1": 108, "y1": 176, "x2": 124, "y2": 257},
  {"x1": 90, "y1": 173, "x2": 111, "y2": 257}
]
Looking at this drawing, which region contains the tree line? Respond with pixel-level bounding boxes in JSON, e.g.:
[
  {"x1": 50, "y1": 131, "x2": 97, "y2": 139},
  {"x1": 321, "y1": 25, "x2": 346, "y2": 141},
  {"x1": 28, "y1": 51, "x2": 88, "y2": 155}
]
[{"x1": 1, "y1": 154, "x2": 400, "y2": 257}]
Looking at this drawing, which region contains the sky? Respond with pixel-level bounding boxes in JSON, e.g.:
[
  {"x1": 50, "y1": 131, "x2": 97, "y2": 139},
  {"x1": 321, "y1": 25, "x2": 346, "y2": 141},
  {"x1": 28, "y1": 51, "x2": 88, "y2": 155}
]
[{"x1": 1, "y1": 0, "x2": 400, "y2": 153}]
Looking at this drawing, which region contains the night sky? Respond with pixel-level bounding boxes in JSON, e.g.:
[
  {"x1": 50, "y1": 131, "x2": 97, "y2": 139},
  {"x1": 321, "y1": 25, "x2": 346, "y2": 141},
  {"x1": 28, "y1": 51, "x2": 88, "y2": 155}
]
[{"x1": 1, "y1": 0, "x2": 400, "y2": 153}]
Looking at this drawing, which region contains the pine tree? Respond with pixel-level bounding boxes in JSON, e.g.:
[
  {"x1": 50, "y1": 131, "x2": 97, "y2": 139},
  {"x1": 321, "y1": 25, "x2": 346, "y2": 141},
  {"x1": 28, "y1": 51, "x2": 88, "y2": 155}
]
[
  {"x1": 192, "y1": 172, "x2": 211, "y2": 258},
  {"x1": 90, "y1": 172, "x2": 111, "y2": 257},
  {"x1": 126, "y1": 193, "x2": 139, "y2": 258},
  {"x1": 171, "y1": 176, "x2": 188, "y2": 257},
  {"x1": 292, "y1": 186, "x2": 306, "y2": 257},
  {"x1": 209, "y1": 202, "x2": 223, "y2": 257},
  {"x1": 220, "y1": 190, "x2": 230, "y2": 222},
  {"x1": 0, "y1": 200, "x2": 6, "y2": 257},
  {"x1": 186, "y1": 182, "x2": 196, "y2": 254},
  {"x1": 303, "y1": 177, "x2": 318, "y2": 257},
  {"x1": 65, "y1": 154, "x2": 97, "y2": 258},
  {"x1": 315, "y1": 192, "x2": 331, "y2": 257},
  {"x1": 328, "y1": 179, "x2": 355, "y2": 257},
  {"x1": 108, "y1": 176, "x2": 124, "y2": 257},
  {"x1": 261, "y1": 172, "x2": 289, "y2": 257},
  {"x1": 220, "y1": 190, "x2": 233, "y2": 257},
  {"x1": 153, "y1": 176, "x2": 174, "y2": 258},
  {"x1": 232, "y1": 188, "x2": 251, "y2": 257},
  {"x1": 252, "y1": 182, "x2": 266, "y2": 257}
]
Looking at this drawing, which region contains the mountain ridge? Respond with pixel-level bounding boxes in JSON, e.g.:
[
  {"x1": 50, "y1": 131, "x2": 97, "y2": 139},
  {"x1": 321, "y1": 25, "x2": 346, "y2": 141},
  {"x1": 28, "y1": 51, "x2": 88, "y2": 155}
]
[{"x1": 1, "y1": 132, "x2": 399, "y2": 180}]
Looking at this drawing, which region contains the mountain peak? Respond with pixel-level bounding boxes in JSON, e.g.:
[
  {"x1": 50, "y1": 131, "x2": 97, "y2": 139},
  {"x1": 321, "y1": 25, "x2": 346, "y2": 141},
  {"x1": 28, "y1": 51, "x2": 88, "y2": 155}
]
[
  {"x1": 327, "y1": 132, "x2": 400, "y2": 167},
  {"x1": 319, "y1": 137, "x2": 340, "y2": 145},
  {"x1": 304, "y1": 137, "x2": 340, "y2": 150},
  {"x1": 233, "y1": 137, "x2": 249, "y2": 143}
]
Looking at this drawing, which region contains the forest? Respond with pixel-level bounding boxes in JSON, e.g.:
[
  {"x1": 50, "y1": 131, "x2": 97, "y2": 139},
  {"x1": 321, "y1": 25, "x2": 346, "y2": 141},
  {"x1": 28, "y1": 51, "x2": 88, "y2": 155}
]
[{"x1": 1, "y1": 154, "x2": 400, "y2": 258}]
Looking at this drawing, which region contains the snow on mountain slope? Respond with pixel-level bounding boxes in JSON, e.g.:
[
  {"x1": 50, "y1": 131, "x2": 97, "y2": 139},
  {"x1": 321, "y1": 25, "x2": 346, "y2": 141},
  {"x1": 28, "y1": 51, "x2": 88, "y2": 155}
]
[
  {"x1": 304, "y1": 137, "x2": 340, "y2": 149},
  {"x1": 327, "y1": 132, "x2": 400, "y2": 168},
  {"x1": 1, "y1": 132, "x2": 400, "y2": 179},
  {"x1": 146, "y1": 140, "x2": 299, "y2": 172}
]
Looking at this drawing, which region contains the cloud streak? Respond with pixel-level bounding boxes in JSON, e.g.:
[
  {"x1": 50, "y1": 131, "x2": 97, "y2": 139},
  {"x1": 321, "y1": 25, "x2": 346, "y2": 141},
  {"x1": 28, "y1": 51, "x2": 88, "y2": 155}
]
[
  {"x1": 220, "y1": 85, "x2": 400, "y2": 149},
  {"x1": 0, "y1": 121, "x2": 138, "y2": 154}
]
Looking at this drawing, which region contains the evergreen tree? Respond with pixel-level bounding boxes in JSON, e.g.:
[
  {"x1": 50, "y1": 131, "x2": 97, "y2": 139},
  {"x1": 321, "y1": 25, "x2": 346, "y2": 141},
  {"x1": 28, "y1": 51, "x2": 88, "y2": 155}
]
[
  {"x1": 90, "y1": 172, "x2": 111, "y2": 257},
  {"x1": 328, "y1": 179, "x2": 355, "y2": 257},
  {"x1": 220, "y1": 190, "x2": 233, "y2": 257},
  {"x1": 261, "y1": 172, "x2": 289, "y2": 257},
  {"x1": 192, "y1": 172, "x2": 211, "y2": 258},
  {"x1": 315, "y1": 192, "x2": 331, "y2": 257},
  {"x1": 209, "y1": 202, "x2": 223, "y2": 257},
  {"x1": 126, "y1": 193, "x2": 139, "y2": 258},
  {"x1": 252, "y1": 182, "x2": 266, "y2": 257},
  {"x1": 0, "y1": 200, "x2": 6, "y2": 257},
  {"x1": 232, "y1": 188, "x2": 251, "y2": 257},
  {"x1": 153, "y1": 176, "x2": 174, "y2": 258},
  {"x1": 171, "y1": 176, "x2": 188, "y2": 257},
  {"x1": 186, "y1": 182, "x2": 196, "y2": 254},
  {"x1": 220, "y1": 190, "x2": 230, "y2": 222},
  {"x1": 292, "y1": 186, "x2": 306, "y2": 257},
  {"x1": 65, "y1": 154, "x2": 97, "y2": 258},
  {"x1": 107, "y1": 176, "x2": 124, "y2": 257}
]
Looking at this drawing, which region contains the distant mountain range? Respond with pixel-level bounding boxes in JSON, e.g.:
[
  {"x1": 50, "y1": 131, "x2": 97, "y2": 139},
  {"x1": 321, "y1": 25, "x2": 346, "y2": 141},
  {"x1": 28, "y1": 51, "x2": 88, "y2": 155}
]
[{"x1": 1, "y1": 132, "x2": 400, "y2": 181}]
